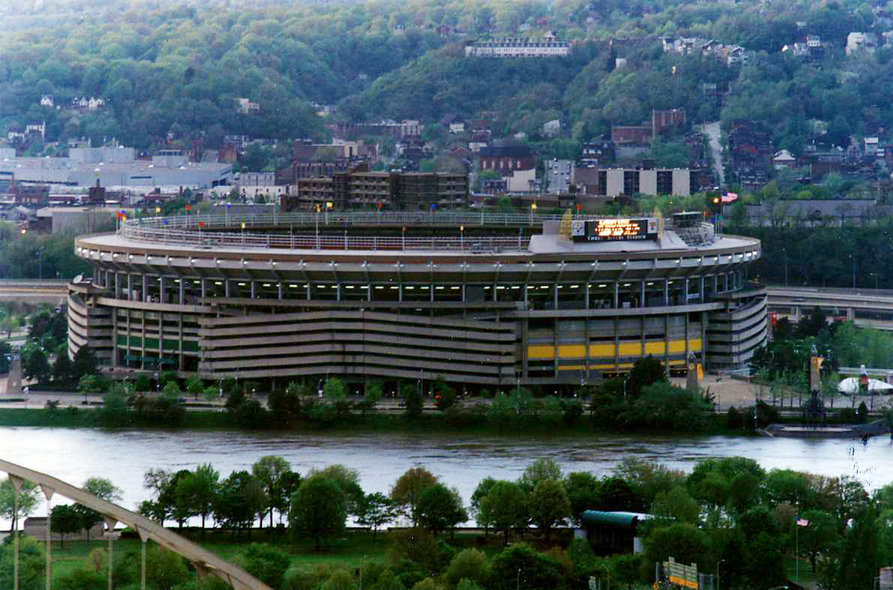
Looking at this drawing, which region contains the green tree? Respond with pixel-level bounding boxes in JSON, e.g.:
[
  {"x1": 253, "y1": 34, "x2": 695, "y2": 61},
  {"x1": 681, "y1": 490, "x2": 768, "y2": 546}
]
[
  {"x1": 23, "y1": 348, "x2": 50, "y2": 384},
  {"x1": 355, "y1": 492, "x2": 395, "y2": 539},
  {"x1": 403, "y1": 383, "x2": 424, "y2": 419},
  {"x1": 234, "y1": 543, "x2": 290, "y2": 589},
  {"x1": 564, "y1": 472, "x2": 601, "y2": 526},
  {"x1": 651, "y1": 486, "x2": 700, "y2": 525},
  {"x1": 390, "y1": 467, "x2": 439, "y2": 525},
  {"x1": 72, "y1": 346, "x2": 98, "y2": 382},
  {"x1": 185, "y1": 376, "x2": 205, "y2": 400},
  {"x1": 626, "y1": 355, "x2": 666, "y2": 397},
  {"x1": 798, "y1": 510, "x2": 838, "y2": 573},
  {"x1": 480, "y1": 480, "x2": 528, "y2": 545},
  {"x1": 488, "y1": 543, "x2": 565, "y2": 590},
  {"x1": 290, "y1": 475, "x2": 347, "y2": 550},
  {"x1": 644, "y1": 523, "x2": 712, "y2": 570},
  {"x1": 213, "y1": 471, "x2": 263, "y2": 538},
  {"x1": 51, "y1": 351, "x2": 73, "y2": 386},
  {"x1": 251, "y1": 456, "x2": 293, "y2": 528},
  {"x1": 416, "y1": 483, "x2": 467, "y2": 536},
  {"x1": 444, "y1": 549, "x2": 490, "y2": 589},
  {"x1": 528, "y1": 479, "x2": 571, "y2": 542},
  {"x1": 176, "y1": 464, "x2": 220, "y2": 535},
  {"x1": 50, "y1": 504, "x2": 82, "y2": 548},
  {"x1": 75, "y1": 477, "x2": 122, "y2": 542},
  {"x1": 519, "y1": 458, "x2": 562, "y2": 492}
]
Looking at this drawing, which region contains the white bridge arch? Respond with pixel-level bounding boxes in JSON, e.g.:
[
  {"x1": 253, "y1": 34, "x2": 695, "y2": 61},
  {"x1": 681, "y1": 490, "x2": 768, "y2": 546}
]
[{"x1": 1, "y1": 458, "x2": 272, "y2": 590}]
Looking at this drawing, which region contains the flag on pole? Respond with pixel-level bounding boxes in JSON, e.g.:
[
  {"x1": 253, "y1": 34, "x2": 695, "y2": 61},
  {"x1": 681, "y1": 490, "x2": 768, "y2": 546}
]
[{"x1": 796, "y1": 517, "x2": 810, "y2": 527}]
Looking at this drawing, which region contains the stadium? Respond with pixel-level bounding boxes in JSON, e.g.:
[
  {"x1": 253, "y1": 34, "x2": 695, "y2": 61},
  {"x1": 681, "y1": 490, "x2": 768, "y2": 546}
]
[{"x1": 68, "y1": 211, "x2": 767, "y2": 390}]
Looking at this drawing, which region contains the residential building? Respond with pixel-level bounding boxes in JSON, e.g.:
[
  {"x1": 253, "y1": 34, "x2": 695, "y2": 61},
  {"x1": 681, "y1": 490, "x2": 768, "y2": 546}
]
[
  {"x1": 237, "y1": 98, "x2": 260, "y2": 114},
  {"x1": 479, "y1": 145, "x2": 535, "y2": 173},
  {"x1": 284, "y1": 167, "x2": 468, "y2": 211},
  {"x1": 728, "y1": 121, "x2": 772, "y2": 188},
  {"x1": 578, "y1": 168, "x2": 691, "y2": 197},
  {"x1": 772, "y1": 150, "x2": 797, "y2": 169},
  {"x1": 465, "y1": 37, "x2": 570, "y2": 58},
  {"x1": 846, "y1": 32, "x2": 878, "y2": 55},
  {"x1": 330, "y1": 120, "x2": 421, "y2": 140}
]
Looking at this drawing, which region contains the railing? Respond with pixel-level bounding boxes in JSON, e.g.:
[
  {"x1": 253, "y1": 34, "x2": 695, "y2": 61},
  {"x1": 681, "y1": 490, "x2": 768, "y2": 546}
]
[{"x1": 118, "y1": 224, "x2": 531, "y2": 252}]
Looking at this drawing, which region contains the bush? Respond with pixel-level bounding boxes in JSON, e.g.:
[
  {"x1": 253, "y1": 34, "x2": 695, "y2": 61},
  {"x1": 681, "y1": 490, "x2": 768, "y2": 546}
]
[
  {"x1": 444, "y1": 549, "x2": 490, "y2": 589},
  {"x1": 403, "y1": 383, "x2": 424, "y2": 419},
  {"x1": 726, "y1": 406, "x2": 744, "y2": 430},
  {"x1": 235, "y1": 544, "x2": 290, "y2": 589}
]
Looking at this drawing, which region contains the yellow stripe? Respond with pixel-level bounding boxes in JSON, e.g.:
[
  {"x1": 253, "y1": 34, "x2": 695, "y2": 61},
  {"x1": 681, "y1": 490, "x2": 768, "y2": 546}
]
[
  {"x1": 589, "y1": 343, "x2": 615, "y2": 357},
  {"x1": 558, "y1": 364, "x2": 586, "y2": 371},
  {"x1": 618, "y1": 342, "x2": 642, "y2": 356},
  {"x1": 527, "y1": 345, "x2": 554, "y2": 360},
  {"x1": 557, "y1": 344, "x2": 586, "y2": 359}
]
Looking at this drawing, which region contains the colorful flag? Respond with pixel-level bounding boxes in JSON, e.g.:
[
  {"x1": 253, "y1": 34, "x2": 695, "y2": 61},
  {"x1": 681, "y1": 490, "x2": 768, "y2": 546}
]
[
  {"x1": 721, "y1": 192, "x2": 739, "y2": 204},
  {"x1": 796, "y1": 517, "x2": 810, "y2": 527}
]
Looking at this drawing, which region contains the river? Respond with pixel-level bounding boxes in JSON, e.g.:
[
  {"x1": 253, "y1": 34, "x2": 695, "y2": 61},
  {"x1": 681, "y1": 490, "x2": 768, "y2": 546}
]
[{"x1": 1, "y1": 427, "x2": 890, "y2": 519}]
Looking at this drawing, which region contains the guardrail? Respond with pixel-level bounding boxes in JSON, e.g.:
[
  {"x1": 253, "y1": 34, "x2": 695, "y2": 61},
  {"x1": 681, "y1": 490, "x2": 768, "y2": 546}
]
[{"x1": 118, "y1": 225, "x2": 531, "y2": 252}]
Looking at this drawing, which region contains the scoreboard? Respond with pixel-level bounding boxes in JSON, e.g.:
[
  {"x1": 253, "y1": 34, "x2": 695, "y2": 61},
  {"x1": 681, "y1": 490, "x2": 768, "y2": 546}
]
[{"x1": 571, "y1": 218, "x2": 658, "y2": 242}]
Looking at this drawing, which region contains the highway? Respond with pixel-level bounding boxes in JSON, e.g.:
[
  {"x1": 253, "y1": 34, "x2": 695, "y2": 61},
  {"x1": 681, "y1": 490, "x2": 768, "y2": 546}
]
[
  {"x1": 0, "y1": 279, "x2": 68, "y2": 303},
  {"x1": 766, "y1": 286, "x2": 893, "y2": 330}
]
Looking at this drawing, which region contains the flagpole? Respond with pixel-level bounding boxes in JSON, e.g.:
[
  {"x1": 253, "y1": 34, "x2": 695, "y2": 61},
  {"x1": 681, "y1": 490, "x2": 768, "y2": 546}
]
[{"x1": 795, "y1": 518, "x2": 799, "y2": 584}]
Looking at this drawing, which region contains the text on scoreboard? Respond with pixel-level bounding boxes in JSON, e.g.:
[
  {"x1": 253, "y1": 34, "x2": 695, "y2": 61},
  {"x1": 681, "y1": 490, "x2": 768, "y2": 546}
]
[{"x1": 571, "y1": 218, "x2": 658, "y2": 242}]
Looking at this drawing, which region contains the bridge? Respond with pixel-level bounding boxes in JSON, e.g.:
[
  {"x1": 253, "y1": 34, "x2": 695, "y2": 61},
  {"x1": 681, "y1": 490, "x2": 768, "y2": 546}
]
[
  {"x1": 766, "y1": 286, "x2": 893, "y2": 330},
  {"x1": 0, "y1": 279, "x2": 67, "y2": 304},
  {"x1": 0, "y1": 458, "x2": 271, "y2": 590}
]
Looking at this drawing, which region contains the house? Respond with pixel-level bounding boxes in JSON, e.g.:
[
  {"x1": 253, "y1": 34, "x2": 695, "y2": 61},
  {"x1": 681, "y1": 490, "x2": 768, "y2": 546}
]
[
  {"x1": 449, "y1": 122, "x2": 466, "y2": 134},
  {"x1": 772, "y1": 150, "x2": 797, "y2": 169},
  {"x1": 846, "y1": 32, "x2": 878, "y2": 55},
  {"x1": 580, "y1": 139, "x2": 615, "y2": 167},
  {"x1": 40, "y1": 96, "x2": 54, "y2": 108},
  {"x1": 465, "y1": 37, "x2": 570, "y2": 58},
  {"x1": 728, "y1": 121, "x2": 772, "y2": 188},
  {"x1": 864, "y1": 137, "x2": 879, "y2": 157},
  {"x1": 542, "y1": 119, "x2": 561, "y2": 137},
  {"x1": 479, "y1": 145, "x2": 535, "y2": 173},
  {"x1": 237, "y1": 98, "x2": 260, "y2": 114}
]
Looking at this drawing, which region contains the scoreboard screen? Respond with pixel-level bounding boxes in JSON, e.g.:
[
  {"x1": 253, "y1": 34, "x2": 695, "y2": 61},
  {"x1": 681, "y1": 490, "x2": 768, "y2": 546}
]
[{"x1": 571, "y1": 218, "x2": 658, "y2": 242}]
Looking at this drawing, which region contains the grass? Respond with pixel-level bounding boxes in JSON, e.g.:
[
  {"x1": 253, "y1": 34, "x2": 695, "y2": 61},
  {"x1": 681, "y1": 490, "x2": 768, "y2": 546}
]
[{"x1": 47, "y1": 529, "x2": 430, "y2": 583}]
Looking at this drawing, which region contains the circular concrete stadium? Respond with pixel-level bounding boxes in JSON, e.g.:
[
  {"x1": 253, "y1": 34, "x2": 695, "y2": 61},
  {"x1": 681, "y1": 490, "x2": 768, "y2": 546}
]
[{"x1": 68, "y1": 211, "x2": 767, "y2": 389}]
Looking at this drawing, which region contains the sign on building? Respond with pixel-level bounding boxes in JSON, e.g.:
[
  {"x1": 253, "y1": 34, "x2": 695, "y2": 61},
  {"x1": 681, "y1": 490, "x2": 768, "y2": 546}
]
[
  {"x1": 572, "y1": 218, "x2": 658, "y2": 242},
  {"x1": 663, "y1": 557, "x2": 699, "y2": 590}
]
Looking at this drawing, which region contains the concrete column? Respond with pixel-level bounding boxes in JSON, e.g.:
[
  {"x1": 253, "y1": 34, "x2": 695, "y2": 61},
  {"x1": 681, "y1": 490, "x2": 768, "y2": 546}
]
[
  {"x1": 640, "y1": 281, "x2": 646, "y2": 308},
  {"x1": 613, "y1": 316, "x2": 619, "y2": 371},
  {"x1": 700, "y1": 276, "x2": 705, "y2": 301},
  {"x1": 724, "y1": 273, "x2": 729, "y2": 292},
  {"x1": 684, "y1": 278, "x2": 689, "y2": 303},
  {"x1": 224, "y1": 280, "x2": 230, "y2": 298},
  {"x1": 12, "y1": 476, "x2": 21, "y2": 590},
  {"x1": 115, "y1": 272, "x2": 120, "y2": 298},
  {"x1": 713, "y1": 274, "x2": 718, "y2": 293},
  {"x1": 430, "y1": 284, "x2": 435, "y2": 302},
  {"x1": 398, "y1": 285, "x2": 403, "y2": 302},
  {"x1": 250, "y1": 281, "x2": 256, "y2": 299},
  {"x1": 278, "y1": 282, "x2": 283, "y2": 300},
  {"x1": 200, "y1": 279, "x2": 206, "y2": 299},
  {"x1": 553, "y1": 284, "x2": 558, "y2": 309},
  {"x1": 142, "y1": 274, "x2": 148, "y2": 302},
  {"x1": 664, "y1": 315, "x2": 671, "y2": 368},
  {"x1": 524, "y1": 284, "x2": 529, "y2": 308},
  {"x1": 40, "y1": 485, "x2": 54, "y2": 590},
  {"x1": 336, "y1": 284, "x2": 342, "y2": 301},
  {"x1": 584, "y1": 283, "x2": 590, "y2": 309},
  {"x1": 159, "y1": 276, "x2": 165, "y2": 304},
  {"x1": 141, "y1": 538, "x2": 147, "y2": 590},
  {"x1": 664, "y1": 279, "x2": 669, "y2": 306},
  {"x1": 127, "y1": 273, "x2": 133, "y2": 301},
  {"x1": 179, "y1": 279, "x2": 185, "y2": 305},
  {"x1": 613, "y1": 282, "x2": 619, "y2": 309}
]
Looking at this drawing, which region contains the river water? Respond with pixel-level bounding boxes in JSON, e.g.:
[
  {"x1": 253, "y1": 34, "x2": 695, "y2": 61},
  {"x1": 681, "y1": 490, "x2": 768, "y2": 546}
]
[{"x1": 1, "y1": 427, "x2": 890, "y2": 518}]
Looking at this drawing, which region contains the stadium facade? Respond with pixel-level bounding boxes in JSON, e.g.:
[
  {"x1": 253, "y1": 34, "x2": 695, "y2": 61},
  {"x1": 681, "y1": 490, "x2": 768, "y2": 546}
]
[{"x1": 69, "y1": 211, "x2": 767, "y2": 388}]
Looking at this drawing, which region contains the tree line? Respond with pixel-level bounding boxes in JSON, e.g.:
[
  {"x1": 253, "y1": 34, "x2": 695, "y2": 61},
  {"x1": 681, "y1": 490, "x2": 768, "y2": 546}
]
[{"x1": 1, "y1": 454, "x2": 890, "y2": 590}]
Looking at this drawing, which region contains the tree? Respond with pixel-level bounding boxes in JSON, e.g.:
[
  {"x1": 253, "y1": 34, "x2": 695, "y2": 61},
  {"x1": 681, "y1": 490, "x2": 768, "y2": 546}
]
[
  {"x1": 50, "y1": 504, "x2": 82, "y2": 548},
  {"x1": 185, "y1": 376, "x2": 205, "y2": 400},
  {"x1": 390, "y1": 467, "x2": 439, "y2": 525},
  {"x1": 251, "y1": 456, "x2": 293, "y2": 528},
  {"x1": 23, "y1": 348, "x2": 50, "y2": 384},
  {"x1": 51, "y1": 351, "x2": 73, "y2": 386},
  {"x1": 268, "y1": 383, "x2": 302, "y2": 424},
  {"x1": 403, "y1": 383, "x2": 424, "y2": 419},
  {"x1": 651, "y1": 486, "x2": 700, "y2": 524},
  {"x1": 72, "y1": 346, "x2": 98, "y2": 381},
  {"x1": 176, "y1": 464, "x2": 220, "y2": 535},
  {"x1": 234, "y1": 543, "x2": 290, "y2": 590},
  {"x1": 309, "y1": 464, "x2": 364, "y2": 516},
  {"x1": 488, "y1": 543, "x2": 565, "y2": 590},
  {"x1": 213, "y1": 471, "x2": 262, "y2": 538},
  {"x1": 564, "y1": 472, "x2": 601, "y2": 526},
  {"x1": 415, "y1": 483, "x2": 467, "y2": 536},
  {"x1": 444, "y1": 549, "x2": 490, "y2": 589},
  {"x1": 0, "y1": 477, "x2": 39, "y2": 533},
  {"x1": 76, "y1": 477, "x2": 123, "y2": 541},
  {"x1": 355, "y1": 492, "x2": 395, "y2": 539},
  {"x1": 519, "y1": 458, "x2": 562, "y2": 492},
  {"x1": 626, "y1": 355, "x2": 666, "y2": 397},
  {"x1": 0, "y1": 534, "x2": 45, "y2": 590},
  {"x1": 528, "y1": 478, "x2": 571, "y2": 542},
  {"x1": 290, "y1": 475, "x2": 347, "y2": 550},
  {"x1": 480, "y1": 480, "x2": 528, "y2": 545},
  {"x1": 798, "y1": 510, "x2": 838, "y2": 573},
  {"x1": 644, "y1": 523, "x2": 712, "y2": 571}
]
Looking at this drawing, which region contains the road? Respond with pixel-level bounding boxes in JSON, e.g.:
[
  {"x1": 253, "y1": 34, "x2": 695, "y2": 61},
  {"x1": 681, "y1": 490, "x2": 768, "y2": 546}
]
[{"x1": 701, "y1": 121, "x2": 724, "y2": 187}]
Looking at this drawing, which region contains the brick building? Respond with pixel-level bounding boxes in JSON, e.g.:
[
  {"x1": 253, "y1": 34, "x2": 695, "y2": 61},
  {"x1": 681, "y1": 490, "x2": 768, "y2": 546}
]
[{"x1": 282, "y1": 167, "x2": 468, "y2": 211}]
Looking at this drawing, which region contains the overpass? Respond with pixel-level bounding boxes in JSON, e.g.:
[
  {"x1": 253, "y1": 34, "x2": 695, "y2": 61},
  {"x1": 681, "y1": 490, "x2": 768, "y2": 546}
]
[
  {"x1": 0, "y1": 279, "x2": 68, "y2": 304},
  {"x1": 0, "y1": 458, "x2": 271, "y2": 590},
  {"x1": 766, "y1": 286, "x2": 893, "y2": 330}
]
